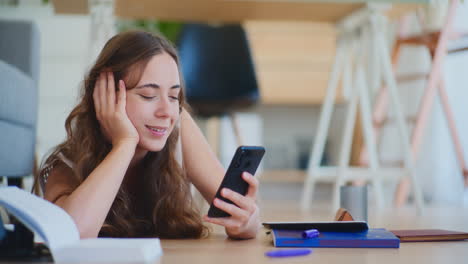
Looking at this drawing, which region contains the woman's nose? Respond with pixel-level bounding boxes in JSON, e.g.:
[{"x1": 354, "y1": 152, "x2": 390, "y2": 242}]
[{"x1": 154, "y1": 96, "x2": 170, "y2": 117}]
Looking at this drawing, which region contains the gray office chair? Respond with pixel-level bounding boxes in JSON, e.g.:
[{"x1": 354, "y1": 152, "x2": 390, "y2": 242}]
[{"x1": 0, "y1": 19, "x2": 40, "y2": 188}]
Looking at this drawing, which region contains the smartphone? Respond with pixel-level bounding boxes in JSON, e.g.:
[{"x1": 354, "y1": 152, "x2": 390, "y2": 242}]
[{"x1": 207, "y1": 146, "x2": 265, "y2": 218}]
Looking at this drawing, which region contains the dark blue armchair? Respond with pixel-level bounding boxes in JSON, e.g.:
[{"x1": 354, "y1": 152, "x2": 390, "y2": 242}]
[{"x1": 177, "y1": 23, "x2": 259, "y2": 118}]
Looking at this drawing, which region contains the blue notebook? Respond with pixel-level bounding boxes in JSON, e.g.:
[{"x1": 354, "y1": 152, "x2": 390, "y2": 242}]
[{"x1": 271, "y1": 228, "x2": 400, "y2": 248}]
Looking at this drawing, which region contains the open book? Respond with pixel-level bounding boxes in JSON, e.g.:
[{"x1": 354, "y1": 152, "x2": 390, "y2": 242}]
[{"x1": 0, "y1": 187, "x2": 162, "y2": 263}]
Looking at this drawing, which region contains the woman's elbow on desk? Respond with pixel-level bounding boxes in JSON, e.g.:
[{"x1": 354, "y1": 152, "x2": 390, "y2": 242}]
[{"x1": 54, "y1": 197, "x2": 101, "y2": 239}]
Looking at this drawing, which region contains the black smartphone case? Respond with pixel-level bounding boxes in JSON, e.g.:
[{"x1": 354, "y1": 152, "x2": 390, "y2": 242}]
[{"x1": 207, "y1": 146, "x2": 265, "y2": 217}]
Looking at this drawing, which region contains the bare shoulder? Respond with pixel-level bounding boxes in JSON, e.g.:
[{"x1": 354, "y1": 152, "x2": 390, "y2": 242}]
[{"x1": 43, "y1": 162, "x2": 80, "y2": 204}]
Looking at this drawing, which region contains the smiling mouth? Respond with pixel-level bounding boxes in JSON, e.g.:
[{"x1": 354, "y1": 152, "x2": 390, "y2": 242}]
[
  {"x1": 146, "y1": 125, "x2": 167, "y2": 132},
  {"x1": 146, "y1": 125, "x2": 168, "y2": 136}
]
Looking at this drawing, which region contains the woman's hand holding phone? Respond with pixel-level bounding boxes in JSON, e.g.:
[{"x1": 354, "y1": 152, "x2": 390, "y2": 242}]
[
  {"x1": 203, "y1": 172, "x2": 261, "y2": 239},
  {"x1": 93, "y1": 72, "x2": 139, "y2": 147}
]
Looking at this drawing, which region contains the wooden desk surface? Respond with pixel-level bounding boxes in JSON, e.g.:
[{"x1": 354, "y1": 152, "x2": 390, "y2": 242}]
[
  {"x1": 154, "y1": 202, "x2": 468, "y2": 264},
  {"x1": 160, "y1": 232, "x2": 467, "y2": 264},
  {"x1": 3, "y1": 201, "x2": 465, "y2": 264},
  {"x1": 157, "y1": 203, "x2": 468, "y2": 264}
]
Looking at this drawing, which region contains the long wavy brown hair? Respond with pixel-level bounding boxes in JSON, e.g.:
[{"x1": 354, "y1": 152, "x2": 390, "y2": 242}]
[{"x1": 34, "y1": 31, "x2": 208, "y2": 238}]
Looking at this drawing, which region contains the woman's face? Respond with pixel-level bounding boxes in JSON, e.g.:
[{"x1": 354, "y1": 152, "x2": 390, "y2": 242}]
[{"x1": 126, "y1": 52, "x2": 181, "y2": 152}]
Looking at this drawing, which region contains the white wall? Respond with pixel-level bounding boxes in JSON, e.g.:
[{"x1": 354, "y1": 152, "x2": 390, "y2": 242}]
[{"x1": 257, "y1": 105, "x2": 347, "y2": 170}]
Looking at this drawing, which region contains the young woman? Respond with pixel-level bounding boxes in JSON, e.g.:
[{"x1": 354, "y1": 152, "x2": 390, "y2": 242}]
[{"x1": 35, "y1": 31, "x2": 260, "y2": 239}]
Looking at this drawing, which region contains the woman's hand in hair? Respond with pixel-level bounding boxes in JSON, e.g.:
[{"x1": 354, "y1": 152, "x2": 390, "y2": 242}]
[
  {"x1": 203, "y1": 172, "x2": 261, "y2": 239},
  {"x1": 93, "y1": 72, "x2": 139, "y2": 147}
]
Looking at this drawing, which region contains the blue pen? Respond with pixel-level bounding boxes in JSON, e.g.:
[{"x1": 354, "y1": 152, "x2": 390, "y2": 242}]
[
  {"x1": 265, "y1": 249, "x2": 312, "y2": 258},
  {"x1": 302, "y1": 229, "x2": 320, "y2": 239}
]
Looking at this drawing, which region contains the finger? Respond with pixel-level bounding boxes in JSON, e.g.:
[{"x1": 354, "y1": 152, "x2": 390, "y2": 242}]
[
  {"x1": 99, "y1": 72, "x2": 107, "y2": 115},
  {"x1": 93, "y1": 74, "x2": 102, "y2": 115},
  {"x1": 213, "y1": 198, "x2": 248, "y2": 221},
  {"x1": 107, "y1": 72, "x2": 115, "y2": 113},
  {"x1": 203, "y1": 215, "x2": 240, "y2": 229},
  {"x1": 243, "y1": 172, "x2": 259, "y2": 199},
  {"x1": 117, "y1": 80, "x2": 127, "y2": 111},
  {"x1": 221, "y1": 188, "x2": 253, "y2": 212}
]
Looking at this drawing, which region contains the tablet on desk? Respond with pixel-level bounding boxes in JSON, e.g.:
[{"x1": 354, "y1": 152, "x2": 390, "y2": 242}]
[{"x1": 262, "y1": 221, "x2": 369, "y2": 232}]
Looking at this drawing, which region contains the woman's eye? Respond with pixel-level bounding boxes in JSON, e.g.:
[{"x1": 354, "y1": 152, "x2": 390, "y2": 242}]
[
  {"x1": 140, "y1": 95, "x2": 156, "y2": 100},
  {"x1": 169, "y1": 96, "x2": 179, "y2": 101}
]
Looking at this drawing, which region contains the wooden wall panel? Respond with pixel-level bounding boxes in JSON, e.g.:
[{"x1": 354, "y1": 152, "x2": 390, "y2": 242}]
[{"x1": 245, "y1": 21, "x2": 342, "y2": 105}]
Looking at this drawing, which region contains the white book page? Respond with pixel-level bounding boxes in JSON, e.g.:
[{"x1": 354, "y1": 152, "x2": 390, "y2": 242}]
[
  {"x1": 0, "y1": 187, "x2": 80, "y2": 252},
  {"x1": 54, "y1": 238, "x2": 162, "y2": 263}
]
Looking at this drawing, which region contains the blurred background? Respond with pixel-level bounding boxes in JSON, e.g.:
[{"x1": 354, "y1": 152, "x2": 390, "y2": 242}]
[{"x1": 1, "y1": 0, "x2": 468, "y2": 213}]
